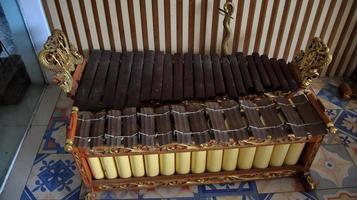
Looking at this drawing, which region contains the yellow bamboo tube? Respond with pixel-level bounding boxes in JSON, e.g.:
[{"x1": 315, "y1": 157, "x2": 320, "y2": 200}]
[
  {"x1": 284, "y1": 143, "x2": 306, "y2": 165},
  {"x1": 114, "y1": 156, "x2": 132, "y2": 178},
  {"x1": 159, "y1": 153, "x2": 175, "y2": 175},
  {"x1": 87, "y1": 157, "x2": 105, "y2": 179},
  {"x1": 237, "y1": 147, "x2": 256, "y2": 169},
  {"x1": 269, "y1": 144, "x2": 290, "y2": 167},
  {"x1": 144, "y1": 154, "x2": 160, "y2": 177},
  {"x1": 175, "y1": 152, "x2": 191, "y2": 174},
  {"x1": 206, "y1": 150, "x2": 223, "y2": 172},
  {"x1": 191, "y1": 151, "x2": 207, "y2": 173},
  {"x1": 100, "y1": 157, "x2": 118, "y2": 179},
  {"x1": 253, "y1": 145, "x2": 274, "y2": 168},
  {"x1": 222, "y1": 148, "x2": 239, "y2": 171},
  {"x1": 129, "y1": 155, "x2": 145, "y2": 177}
]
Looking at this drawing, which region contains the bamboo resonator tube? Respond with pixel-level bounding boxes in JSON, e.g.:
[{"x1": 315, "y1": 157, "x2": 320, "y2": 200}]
[{"x1": 87, "y1": 142, "x2": 305, "y2": 180}]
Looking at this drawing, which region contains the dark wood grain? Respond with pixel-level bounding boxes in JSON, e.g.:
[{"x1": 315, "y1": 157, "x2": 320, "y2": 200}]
[
  {"x1": 127, "y1": 52, "x2": 144, "y2": 107},
  {"x1": 114, "y1": 52, "x2": 134, "y2": 108}
]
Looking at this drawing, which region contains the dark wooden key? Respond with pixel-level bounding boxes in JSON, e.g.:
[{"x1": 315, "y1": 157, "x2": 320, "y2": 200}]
[
  {"x1": 205, "y1": 102, "x2": 229, "y2": 143},
  {"x1": 114, "y1": 52, "x2": 134, "y2": 109},
  {"x1": 261, "y1": 55, "x2": 280, "y2": 90},
  {"x1": 228, "y1": 54, "x2": 246, "y2": 96},
  {"x1": 162, "y1": 53, "x2": 173, "y2": 101},
  {"x1": 75, "y1": 50, "x2": 102, "y2": 109},
  {"x1": 291, "y1": 95, "x2": 327, "y2": 136},
  {"x1": 253, "y1": 52, "x2": 271, "y2": 89},
  {"x1": 122, "y1": 107, "x2": 138, "y2": 147},
  {"x1": 246, "y1": 55, "x2": 264, "y2": 94},
  {"x1": 75, "y1": 112, "x2": 92, "y2": 148},
  {"x1": 278, "y1": 59, "x2": 298, "y2": 91},
  {"x1": 90, "y1": 111, "x2": 106, "y2": 148},
  {"x1": 256, "y1": 98, "x2": 286, "y2": 139},
  {"x1": 155, "y1": 106, "x2": 173, "y2": 145},
  {"x1": 140, "y1": 107, "x2": 156, "y2": 146},
  {"x1": 107, "y1": 110, "x2": 122, "y2": 147},
  {"x1": 173, "y1": 54, "x2": 184, "y2": 101},
  {"x1": 202, "y1": 55, "x2": 215, "y2": 98},
  {"x1": 184, "y1": 53, "x2": 194, "y2": 99},
  {"x1": 221, "y1": 100, "x2": 249, "y2": 140},
  {"x1": 140, "y1": 51, "x2": 155, "y2": 102},
  {"x1": 127, "y1": 52, "x2": 144, "y2": 107},
  {"x1": 235, "y1": 52, "x2": 254, "y2": 92},
  {"x1": 172, "y1": 105, "x2": 192, "y2": 144},
  {"x1": 276, "y1": 97, "x2": 306, "y2": 137},
  {"x1": 211, "y1": 54, "x2": 226, "y2": 95},
  {"x1": 186, "y1": 104, "x2": 210, "y2": 145},
  {"x1": 270, "y1": 58, "x2": 289, "y2": 91},
  {"x1": 103, "y1": 53, "x2": 121, "y2": 108},
  {"x1": 193, "y1": 54, "x2": 205, "y2": 99},
  {"x1": 151, "y1": 51, "x2": 165, "y2": 100},
  {"x1": 88, "y1": 51, "x2": 112, "y2": 109},
  {"x1": 241, "y1": 100, "x2": 268, "y2": 139},
  {"x1": 221, "y1": 56, "x2": 238, "y2": 98}
]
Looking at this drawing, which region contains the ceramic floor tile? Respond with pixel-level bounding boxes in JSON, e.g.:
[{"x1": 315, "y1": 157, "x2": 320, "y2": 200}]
[
  {"x1": 309, "y1": 78, "x2": 328, "y2": 94},
  {"x1": 334, "y1": 110, "x2": 357, "y2": 142},
  {"x1": 21, "y1": 153, "x2": 81, "y2": 200},
  {"x1": 94, "y1": 189, "x2": 139, "y2": 200},
  {"x1": 205, "y1": 194, "x2": 259, "y2": 200},
  {"x1": 346, "y1": 143, "x2": 357, "y2": 166},
  {"x1": 139, "y1": 185, "x2": 198, "y2": 199},
  {"x1": 38, "y1": 109, "x2": 69, "y2": 154},
  {"x1": 317, "y1": 83, "x2": 348, "y2": 108},
  {"x1": 255, "y1": 177, "x2": 304, "y2": 194},
  {"x1": 0, "y1": 126, "x2": 28, "y2": 185},
  {"x1": 316, "y1": 187, "x2": 357, "y2": 200},
  {"x1": 258, "y1": 192, "x2": 317, "y2": 200},
  {"x1": 310, "y1": 144, "x2": 357, "y2": 189},
  {"x1": 198, "y1": 182, "x2": 258, "y2": 199}
]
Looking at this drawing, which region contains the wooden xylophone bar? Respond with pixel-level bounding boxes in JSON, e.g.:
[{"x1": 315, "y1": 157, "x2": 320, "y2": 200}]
[
  {"x1": 74, "y1": 51, "x2": 300, "y2": 111},
  {"x1": 73, "y1": 94, "x2": 327, "y2": 182}
]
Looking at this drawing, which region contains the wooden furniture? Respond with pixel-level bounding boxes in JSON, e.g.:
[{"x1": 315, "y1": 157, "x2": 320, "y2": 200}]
[{"x1": 38, "y1": 3, "x2": 336, "y2": 198}]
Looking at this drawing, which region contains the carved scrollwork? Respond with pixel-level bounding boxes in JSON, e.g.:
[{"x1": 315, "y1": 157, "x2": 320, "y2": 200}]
[
  {"x1": 38, "y1": 29, "x2": 83, "y2": 93},
  {"x1": 292, "y1": 37, "x2": 332, "y2": 88},
  {"x1": 95, "y1": 170, "x2": 297, "y2": 190}
]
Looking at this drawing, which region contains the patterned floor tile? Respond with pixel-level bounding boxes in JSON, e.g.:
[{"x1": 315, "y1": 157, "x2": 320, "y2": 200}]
[
  {"x1": 258, "y1": 192, "x2": 317, "y2": 200},
  {"x1": 21, "y1": 154, "x2": 81, "y2": 200},
  {"x1": 346, "y1": 143, "x2": 357, "y2": 167},
  {"x1": 138, "y1": 185, "x2": 198, "y2": 199},
  {"x1": 94, "y1": 189, "x2": 139, "y2": 200},
  {"x1": 311, "y1": 145, "x2": 357, "y2": 189},
  {"x1": 38, "y1": 113, "x2": 69, "y2": 154},
  {"x1": 54, "y1": 92, "x2": 74, "y2": 118},
  {"x1": 317, "y1": 83, "x2": 348, "y2": 108},
  {"x1": 309, "y1": 78, "x2": 328, "y2": 94},
  {"x1": 198, "y1": 182, "x2": 258, "y2": 199},
  {"x1": 255, "y1": 177, "x2": 304, "y2": 193},
  {"x1": 334, "y1": 110, "x2": 357, "y2": 142},
  {"x1": 316, "y1": 187, "x2": 357, "y2": 200}
]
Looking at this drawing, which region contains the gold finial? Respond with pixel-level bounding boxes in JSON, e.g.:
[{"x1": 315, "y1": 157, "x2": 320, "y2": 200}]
[
  {"x1": 38, "y1": 29, "x2": 83, "y2": 93},
  {"x1": 292, "y1": 37, "x2": 332, "y2": 89},
  {"x1": 220, "y1": 2, "x2": 234, "y2": 55}
]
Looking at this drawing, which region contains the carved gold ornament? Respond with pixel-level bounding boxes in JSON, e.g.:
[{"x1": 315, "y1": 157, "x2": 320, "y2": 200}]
[
  {"x1": 292, "y1": 37, "x2": 332, "y2": 88},
  {"x1": 38, "y1": 29, "x2": 83, "y2": 93},
  {"x1": 220, "y1": 2, "x2": 234, "y2": 55}
]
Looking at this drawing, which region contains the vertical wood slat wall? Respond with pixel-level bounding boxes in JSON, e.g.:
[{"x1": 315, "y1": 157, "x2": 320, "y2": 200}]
[{"x1": 42, "y1": 0, "x2": 357, "y2": 77}]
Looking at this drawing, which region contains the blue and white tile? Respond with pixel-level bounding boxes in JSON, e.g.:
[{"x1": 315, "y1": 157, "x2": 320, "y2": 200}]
[
  {"x1": 139, "y1": 185, "x2": 198, "y2": 199},
  {"x1": 317, "y1": 83, "x2": 348, "y2": 108},
  {"x1": 258, "y1": 192, "x2": 317, "y2": 200},
  {"x1": 316, "y1": 187, "x2": 357, "y2": 200},
  {"x1": 94, "y1": 189, "x2": 139, "y2": 200},
  {"x1": 334, "y1": 110, "x2": 357, "y2": 142},
  {"x1": 38, "y1": 113, "x2": 69, "y2": 154},
  {"x1": 198, "y1": 182, "x2": 258, "y2": 199},
  {"x1": 310, "y1": 145, "x2": 357, "y2": 189},
  {"x1": 256, "y1": 177, "x2": 303, "y2": 194},
  {"x1": 21, "y1": 154, "x2": 81, "y2": 200}
]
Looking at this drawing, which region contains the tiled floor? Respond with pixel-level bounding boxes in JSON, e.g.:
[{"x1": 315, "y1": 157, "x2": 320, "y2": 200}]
[{"x1": 4, "y1": 78, "x2": 357, "y2": 200}]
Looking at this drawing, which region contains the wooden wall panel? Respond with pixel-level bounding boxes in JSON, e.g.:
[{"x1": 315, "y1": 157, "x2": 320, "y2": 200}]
[{"x1": 42, "y1": 0, "x2": 357, "y2": 77}]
